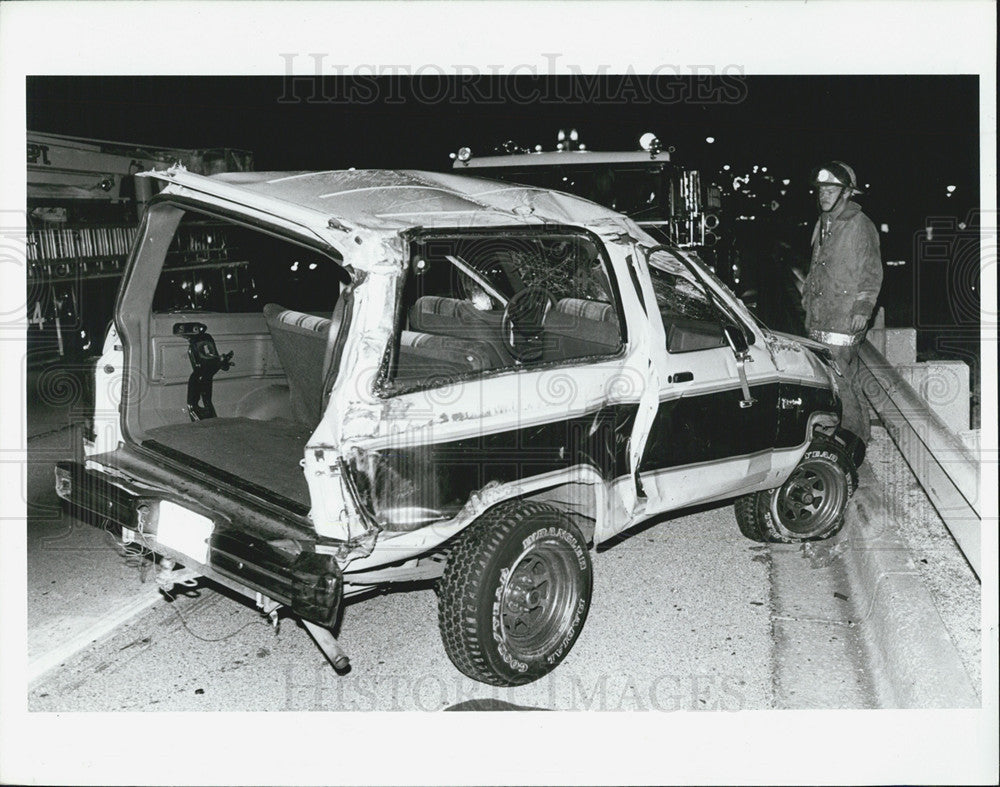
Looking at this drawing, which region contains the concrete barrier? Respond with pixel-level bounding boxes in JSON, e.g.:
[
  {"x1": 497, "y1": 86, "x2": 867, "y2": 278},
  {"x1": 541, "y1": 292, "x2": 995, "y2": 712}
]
[
  {"x1": 884, "y1": 328, "x2": 917, "y2": 366},
  {"x1": 866, "y1": 312, "x2": 916, "y2": 365},
  {"x1": 858, "y1": 341, "x2": 980, "y2": 577},
  {"x1": 897, "y1": 360, "x2": 971, "y2": 433},
  {"x1": 865, "y1": 311, "x2": 971, "y2": 434},
  {"x1": 960, "y1": 429, "x2": 981, "y2": 452}
]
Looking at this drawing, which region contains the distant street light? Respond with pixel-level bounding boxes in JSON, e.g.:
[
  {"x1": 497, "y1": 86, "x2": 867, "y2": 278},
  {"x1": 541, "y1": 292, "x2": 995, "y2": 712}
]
[
  {"x1": 946, "y1": 185, "x2": 957, "y2": 193},
  {"x1": 706, "y1": 136, "x2": 715, "y2": 144}
]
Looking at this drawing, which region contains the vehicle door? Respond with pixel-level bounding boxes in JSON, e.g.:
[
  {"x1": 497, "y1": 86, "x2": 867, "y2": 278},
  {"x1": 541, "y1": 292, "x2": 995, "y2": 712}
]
[{"x1": 636, "y1": 245, "x2": 783, "y2": 513}]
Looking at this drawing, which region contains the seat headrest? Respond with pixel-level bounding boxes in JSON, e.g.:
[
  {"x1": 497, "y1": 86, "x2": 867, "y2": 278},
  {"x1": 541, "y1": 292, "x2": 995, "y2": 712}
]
[
  {"x1": 411, "y1": 296, "x2": 464, "y2": 318},
  {"x1": 264, "y1": 303, "x2": 331, "y2": 334},
  {"x1": 555, "y1": 297, "x2": 614, "y2": 322}
]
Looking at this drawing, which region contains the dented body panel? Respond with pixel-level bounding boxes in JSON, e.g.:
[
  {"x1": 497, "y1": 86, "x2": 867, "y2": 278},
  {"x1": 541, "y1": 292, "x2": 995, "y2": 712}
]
[{"x1": 317, "y1": 221, "x2": 659, "y2": 565}]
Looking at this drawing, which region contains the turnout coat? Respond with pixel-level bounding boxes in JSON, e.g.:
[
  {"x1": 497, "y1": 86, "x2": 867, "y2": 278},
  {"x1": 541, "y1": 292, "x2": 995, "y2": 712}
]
[{"x1": 803, "y1": 201, "x2": 883, "y2": 345}]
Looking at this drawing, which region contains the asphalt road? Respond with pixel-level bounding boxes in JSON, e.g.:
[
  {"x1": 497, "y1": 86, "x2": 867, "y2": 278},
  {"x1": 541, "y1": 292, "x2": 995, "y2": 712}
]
[
  {"x1": 29, "y1": 496, "x2": 785, "y2": 712},
  {"x1": 22, "y1": 363, "x2": 788, "y2": 711},
  {"x1": 28, "y1": 454, "x2": 899, "y2": 712},
  {"x1": 20, "y1": 363, "x2": 976, "y2": 714}
]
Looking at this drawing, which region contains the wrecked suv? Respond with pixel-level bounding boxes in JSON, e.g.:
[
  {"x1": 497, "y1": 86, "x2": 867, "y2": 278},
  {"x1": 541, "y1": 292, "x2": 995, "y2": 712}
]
[{"x1": 57, "y1": 167, "x2": 855, "y2": 686}]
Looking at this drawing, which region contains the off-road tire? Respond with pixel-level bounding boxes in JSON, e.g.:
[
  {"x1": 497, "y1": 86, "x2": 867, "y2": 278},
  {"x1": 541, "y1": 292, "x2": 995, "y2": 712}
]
[
  {"x1": 834, "y1": 428, "x2": 865, "y2": 478},
  {"x1": 437, "y1": 501, "x2": 592, "y2": 686},
  {"x1": 734, "y1": 436, "x2": 855, "y2": 543}
]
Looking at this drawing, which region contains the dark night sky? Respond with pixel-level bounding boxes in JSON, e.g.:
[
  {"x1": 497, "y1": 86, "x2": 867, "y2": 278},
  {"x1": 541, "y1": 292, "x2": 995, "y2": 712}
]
[
  {"x1": 27, "y1": 74, "x2": 980, "y2": 257},
  {"x1": 27, "y1": 77, "x2": 978, "y2": 177}
]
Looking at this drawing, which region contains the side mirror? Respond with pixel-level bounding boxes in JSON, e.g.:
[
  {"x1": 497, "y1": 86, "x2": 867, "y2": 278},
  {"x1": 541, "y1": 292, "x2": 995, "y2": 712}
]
[
  {"x1": 739, "y1": 288, "x2": 759, "y2": 311},
  {"x1": 723, "y1": 324, "x2": 749, "y2": 356}
]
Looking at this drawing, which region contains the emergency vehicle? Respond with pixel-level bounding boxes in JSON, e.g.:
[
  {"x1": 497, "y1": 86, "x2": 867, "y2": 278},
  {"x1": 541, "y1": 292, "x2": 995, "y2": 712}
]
[
  {"x1": 26, "y1": 131, "x2": 253, "y2": 363},
  {"x1": 450, "y1": 131, "x2": 733, "y2": 285}
]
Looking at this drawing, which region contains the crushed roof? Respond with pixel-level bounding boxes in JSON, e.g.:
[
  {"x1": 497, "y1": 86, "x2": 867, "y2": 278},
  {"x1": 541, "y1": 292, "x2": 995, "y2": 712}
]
[{"x1": 210, "y1": 168, "x2": 625, "y2": 229}]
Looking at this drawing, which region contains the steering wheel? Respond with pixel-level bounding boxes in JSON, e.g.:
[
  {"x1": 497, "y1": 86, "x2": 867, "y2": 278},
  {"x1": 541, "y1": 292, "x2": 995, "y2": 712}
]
[{"x1": 501, "y1": 286, "x2": 555, "y2": 362}]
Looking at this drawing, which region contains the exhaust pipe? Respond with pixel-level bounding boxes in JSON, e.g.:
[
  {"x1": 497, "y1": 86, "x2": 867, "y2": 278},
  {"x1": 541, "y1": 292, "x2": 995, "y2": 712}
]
[{"x1": 301, "y1": 618, "x2": 351, "y2": 672}]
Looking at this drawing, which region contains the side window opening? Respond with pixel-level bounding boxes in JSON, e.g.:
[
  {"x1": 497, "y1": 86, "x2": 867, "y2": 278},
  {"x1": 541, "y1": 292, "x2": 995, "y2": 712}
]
[
  {"x1": 648, "y1": 248, "x2": 733, "y2": 354},
  {"x1": 387, "y1": 231, "x2": 623, "y2": 390},
  {"x1": 151, "y1": 211, "x2": 347, "y2": 315}
]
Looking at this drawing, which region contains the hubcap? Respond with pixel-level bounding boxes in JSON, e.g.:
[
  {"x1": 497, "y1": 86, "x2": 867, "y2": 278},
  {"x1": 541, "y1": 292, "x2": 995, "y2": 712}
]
[
  {"x1": 498, "y1": 538, "x2": 580, "y2": 661},
  {"x1": 771, "y1": 457, "x2": 848, "y2": 538}
]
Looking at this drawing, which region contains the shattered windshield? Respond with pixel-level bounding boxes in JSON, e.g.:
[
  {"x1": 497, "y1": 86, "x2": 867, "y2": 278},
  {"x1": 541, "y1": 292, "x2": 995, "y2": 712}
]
[{"x1": 410, "y1": 232, "x2": 616, "y2": 307}]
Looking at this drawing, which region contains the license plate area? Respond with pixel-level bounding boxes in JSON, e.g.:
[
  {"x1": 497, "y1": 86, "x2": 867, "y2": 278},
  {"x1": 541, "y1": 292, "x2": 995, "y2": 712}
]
[{"x1": 156, "y1": 501, "x2": 214, "y2": 565}]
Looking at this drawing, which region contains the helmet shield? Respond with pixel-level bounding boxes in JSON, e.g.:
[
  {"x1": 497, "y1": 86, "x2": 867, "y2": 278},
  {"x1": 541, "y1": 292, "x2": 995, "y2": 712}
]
[{"x1": 811, "y1": 161, "x2": 864, "y2": 195}]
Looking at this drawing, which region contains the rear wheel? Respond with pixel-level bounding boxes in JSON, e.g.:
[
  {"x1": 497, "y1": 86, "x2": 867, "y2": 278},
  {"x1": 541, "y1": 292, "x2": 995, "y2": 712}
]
[
  {"x1": 437, "y1": 501, "x2": 592, "y2": 686},
  {"x1": 735, "y1": 437, "x2": 854, "y2": 543}
]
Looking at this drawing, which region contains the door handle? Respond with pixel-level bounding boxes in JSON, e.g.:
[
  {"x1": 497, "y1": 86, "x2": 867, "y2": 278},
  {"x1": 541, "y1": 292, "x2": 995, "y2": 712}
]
[
  {"x1": 668, "y1": 371, "x2": 693, "y2": 383},
  {"x1": 734, "y1": 354, "x2": 756, "y2": 408}
]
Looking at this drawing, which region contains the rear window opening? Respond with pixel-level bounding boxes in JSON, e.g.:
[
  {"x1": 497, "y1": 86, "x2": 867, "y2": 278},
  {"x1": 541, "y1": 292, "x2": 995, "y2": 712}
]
[{"x1": 116, "y1": 203, "x2": 349, "y2": 514}]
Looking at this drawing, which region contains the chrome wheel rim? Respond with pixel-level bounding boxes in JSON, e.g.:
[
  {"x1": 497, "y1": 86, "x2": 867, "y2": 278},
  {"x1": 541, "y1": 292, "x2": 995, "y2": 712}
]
[
  {"x1": 771, "y1": 457, "x2": 848, "y2": 538},
  {"x1": 498, "y1": 539, "x2": 579, "y2": 661}
]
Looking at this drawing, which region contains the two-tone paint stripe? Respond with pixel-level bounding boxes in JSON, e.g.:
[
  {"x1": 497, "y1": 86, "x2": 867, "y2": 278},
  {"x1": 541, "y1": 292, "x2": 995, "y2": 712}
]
[{"x1": 362, "y1": 380, "x2": 837, "y2": 526}]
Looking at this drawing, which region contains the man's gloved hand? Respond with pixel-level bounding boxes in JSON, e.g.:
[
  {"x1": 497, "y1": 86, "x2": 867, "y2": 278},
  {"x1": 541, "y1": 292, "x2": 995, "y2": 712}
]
[{"x1": 850, "y1": 313, "x2": 868, "y2": 332}]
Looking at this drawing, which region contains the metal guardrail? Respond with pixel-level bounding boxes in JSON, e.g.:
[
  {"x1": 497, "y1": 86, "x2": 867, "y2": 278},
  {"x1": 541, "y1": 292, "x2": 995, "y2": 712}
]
[{"x1": 857, "y1": 340, "x2": 981, "y2": 578}]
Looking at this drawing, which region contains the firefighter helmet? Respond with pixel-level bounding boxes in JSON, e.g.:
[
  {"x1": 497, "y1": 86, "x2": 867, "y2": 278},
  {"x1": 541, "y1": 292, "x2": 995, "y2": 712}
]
[{"x1": 811, "y1": 161, "x2": 864, "y2": 195}]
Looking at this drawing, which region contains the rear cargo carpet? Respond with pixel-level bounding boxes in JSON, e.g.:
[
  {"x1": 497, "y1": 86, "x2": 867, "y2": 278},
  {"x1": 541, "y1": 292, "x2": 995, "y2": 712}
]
[{"x1": 144, "y1": 417, "x2": 313, "y2": 508}]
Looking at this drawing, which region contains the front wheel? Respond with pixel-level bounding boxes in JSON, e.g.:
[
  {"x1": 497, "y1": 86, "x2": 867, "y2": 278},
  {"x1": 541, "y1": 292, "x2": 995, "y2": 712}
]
[
  {"x1": 735, "y1": 437, "x2": 854, "y2": 543},
  {"x1": 437, "y1": 501, "x2": 592, "y2": 686}
]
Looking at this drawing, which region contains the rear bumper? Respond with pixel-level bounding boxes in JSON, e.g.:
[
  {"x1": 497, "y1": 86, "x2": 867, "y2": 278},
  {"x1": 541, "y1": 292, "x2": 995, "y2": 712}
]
[{"x1": 55, "y1": 461, "x2": 343, "y2": 627}]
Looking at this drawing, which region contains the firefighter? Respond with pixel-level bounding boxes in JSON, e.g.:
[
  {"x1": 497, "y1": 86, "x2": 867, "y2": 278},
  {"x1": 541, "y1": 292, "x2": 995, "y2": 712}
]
[{"x1": 802, "y1": 161, "x2": 883, "y2": 464}]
